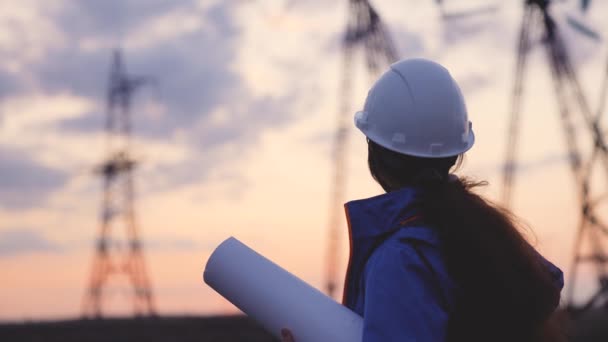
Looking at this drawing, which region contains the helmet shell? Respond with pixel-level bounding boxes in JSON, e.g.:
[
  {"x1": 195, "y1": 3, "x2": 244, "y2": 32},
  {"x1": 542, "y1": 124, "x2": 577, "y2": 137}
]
[{"x1": 354, "y1": 58, "x2": 475, "y2": 158}]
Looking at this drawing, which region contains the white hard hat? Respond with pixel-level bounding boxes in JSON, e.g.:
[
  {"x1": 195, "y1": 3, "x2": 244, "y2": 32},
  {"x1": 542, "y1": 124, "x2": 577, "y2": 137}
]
[{"x1": 354, "y1": 58, "x2": 475, "y2": 158}]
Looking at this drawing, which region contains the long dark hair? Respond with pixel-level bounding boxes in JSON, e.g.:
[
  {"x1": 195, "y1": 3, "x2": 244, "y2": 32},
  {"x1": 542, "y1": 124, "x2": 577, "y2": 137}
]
[{"x1": 367, "y1": 139, "x2": 567, "y2": 342}]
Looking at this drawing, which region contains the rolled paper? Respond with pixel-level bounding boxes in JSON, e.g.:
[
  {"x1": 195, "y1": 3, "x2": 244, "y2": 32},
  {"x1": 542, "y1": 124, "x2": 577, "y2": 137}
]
[{"x1": 203, "y1": 237, "x2": 363, "y2": 342}]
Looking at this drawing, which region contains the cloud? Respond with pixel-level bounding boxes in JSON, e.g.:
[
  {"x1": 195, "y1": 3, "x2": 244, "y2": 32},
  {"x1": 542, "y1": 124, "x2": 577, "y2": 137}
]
[
  {"x1": 3, "y1": 0, "x2": 534, "y2": 204},
  {"x1": 32, "y1": 0, "x2": 244, "y2": 135},
  {"x1": 8, "y1": 0, "x2": 301, "y2": 197},
  {"x1": 54, "y1": 110, "x2": 104, "y2": 133},
  {"x1": 0, "y1": 229, "x2": 63, "y2": 256},
  {"x1": 0, "y1": 147, "x2": 69, "y2": 210},
  {"x1": 0, "y1": 228, "x2": 212, "y2": 257},
  {"x1": 0, "y1": 72, "x2": 25, "y2": 101}
]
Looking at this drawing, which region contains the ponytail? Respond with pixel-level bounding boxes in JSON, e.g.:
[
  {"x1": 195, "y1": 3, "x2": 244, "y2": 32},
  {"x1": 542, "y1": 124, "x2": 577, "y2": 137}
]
[{"x1": 420, "y1": 179, "x2": 564, "y2": 341}]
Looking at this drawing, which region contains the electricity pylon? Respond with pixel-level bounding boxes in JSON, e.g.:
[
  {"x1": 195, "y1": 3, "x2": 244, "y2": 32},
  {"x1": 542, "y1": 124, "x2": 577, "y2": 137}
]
[
  {"x1": 502, "y1": 0, "x2": 608, "y2": 315},
  {"x1": 325, "y1": 0, "x2": 398, "y2": 299},
  {"x1": 82, "y1": 49, "x2": 156, "y2": 318}
]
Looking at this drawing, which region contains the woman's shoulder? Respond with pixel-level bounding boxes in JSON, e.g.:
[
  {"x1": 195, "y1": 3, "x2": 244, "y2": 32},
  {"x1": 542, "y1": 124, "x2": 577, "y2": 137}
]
[
  {"x1": 366, "y1": 227, "x2": 442, "y2": 274},
  {"x1": 364, "y1": 227, "x2": 456, "y2": 309},
  {"x1": 358, "y1": 231, "x2": 454, "y2": 340},
  {"x1": 368, "y1": 223, "x2": 443, "y2": 266}
]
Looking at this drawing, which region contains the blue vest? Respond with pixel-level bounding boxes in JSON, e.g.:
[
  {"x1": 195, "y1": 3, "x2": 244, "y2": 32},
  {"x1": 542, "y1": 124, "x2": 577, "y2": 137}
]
[{"x1": 342, "y1": 187, "x2": 564, "y2": 341}]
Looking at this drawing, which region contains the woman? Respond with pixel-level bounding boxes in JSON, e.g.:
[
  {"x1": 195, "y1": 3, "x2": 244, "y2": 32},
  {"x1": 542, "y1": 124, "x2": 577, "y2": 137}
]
[{"x1": 283, "y1": 58, "x2": 566, "y2": 341}]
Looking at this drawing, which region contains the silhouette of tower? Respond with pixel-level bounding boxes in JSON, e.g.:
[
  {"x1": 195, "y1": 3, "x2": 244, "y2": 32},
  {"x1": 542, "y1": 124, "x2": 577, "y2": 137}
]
[
  {"x1": 325, "y1": 0, "x2": 398, "y2": 299},
  {"x1": 82, "y1": 49, "x2": 156, "y2": 317},
  {"x1": 502, "y1": 0, "x2": 608, "y2": 315}
]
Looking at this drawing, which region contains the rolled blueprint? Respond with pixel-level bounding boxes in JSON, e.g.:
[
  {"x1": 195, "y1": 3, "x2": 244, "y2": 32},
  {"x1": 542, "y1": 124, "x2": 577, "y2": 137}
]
[{"x1": 203, "y1": 237, "x2": 363, "y2": 342}]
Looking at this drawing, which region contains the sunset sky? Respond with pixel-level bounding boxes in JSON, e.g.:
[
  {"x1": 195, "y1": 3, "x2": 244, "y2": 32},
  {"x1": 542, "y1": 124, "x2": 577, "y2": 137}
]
[{"x1": 1, "y1": 0, "x2": 608, "y2": 321}]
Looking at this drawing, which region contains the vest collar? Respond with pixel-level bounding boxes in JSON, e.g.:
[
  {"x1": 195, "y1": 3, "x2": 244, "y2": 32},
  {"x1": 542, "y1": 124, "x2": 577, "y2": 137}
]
[{"x1": 345, "y1": 186, "x2": 422, "y2": 240}]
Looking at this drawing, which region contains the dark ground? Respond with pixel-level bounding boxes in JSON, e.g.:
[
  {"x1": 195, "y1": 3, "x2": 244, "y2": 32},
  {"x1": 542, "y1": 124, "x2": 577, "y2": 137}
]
[
  {"x1": 570, "y1": 309, "x2": 608, "y2": 342},
  {"x1": 0, "y1": 315, "x2": 277, "y2": 342},
  {"x1": 0, "y1": 310, "x2": 606, "y2": 341}
]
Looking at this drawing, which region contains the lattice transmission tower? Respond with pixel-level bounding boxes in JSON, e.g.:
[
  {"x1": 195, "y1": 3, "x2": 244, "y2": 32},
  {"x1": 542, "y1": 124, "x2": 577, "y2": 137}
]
[
  {"x1": 325, "y1": 0, "x2": 399, "y2": 299},
  {"x1": 82, "y1": 49, "x2": 156, "y2": 317},
  {"x1": 502, "y1": 0, "x2": 608, "y2": 315}
]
